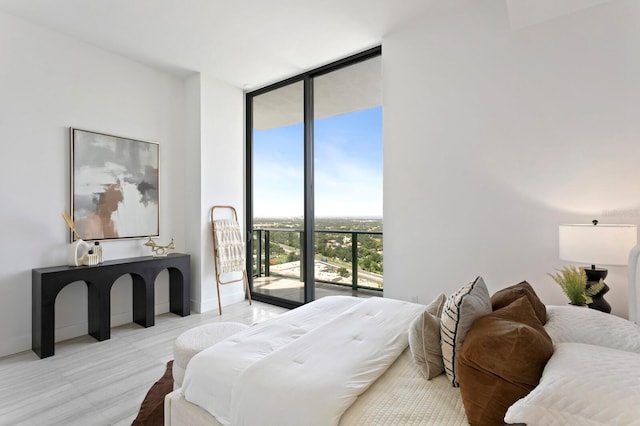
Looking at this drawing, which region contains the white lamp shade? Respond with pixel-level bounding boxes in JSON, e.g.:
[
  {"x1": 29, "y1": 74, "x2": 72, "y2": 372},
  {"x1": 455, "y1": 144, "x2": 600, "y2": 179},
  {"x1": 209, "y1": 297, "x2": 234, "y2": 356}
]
[{"x1": 559, "y1": 224, "x2": 638, "y2": 266}]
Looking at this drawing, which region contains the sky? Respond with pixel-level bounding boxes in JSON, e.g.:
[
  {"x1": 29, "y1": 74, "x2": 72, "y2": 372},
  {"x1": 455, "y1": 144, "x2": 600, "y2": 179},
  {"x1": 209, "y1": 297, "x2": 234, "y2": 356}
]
[{"x1": 253, "y1": 106, "x2": 382, "y2": 218}]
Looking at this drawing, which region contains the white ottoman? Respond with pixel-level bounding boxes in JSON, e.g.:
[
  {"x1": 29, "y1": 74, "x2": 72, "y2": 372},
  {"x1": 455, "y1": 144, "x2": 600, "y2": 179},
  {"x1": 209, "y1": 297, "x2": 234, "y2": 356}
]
[{"x1": 173, "y1": 322, "x2": 249, "y2": 388}]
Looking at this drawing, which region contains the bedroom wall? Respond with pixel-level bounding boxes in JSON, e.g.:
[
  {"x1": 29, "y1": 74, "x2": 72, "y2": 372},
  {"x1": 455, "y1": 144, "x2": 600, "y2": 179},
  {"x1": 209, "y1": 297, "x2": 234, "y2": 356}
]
[
  {"x1": 184, "y1": 73, "x2": 246, "y2": 313},
  {"x1": 200, "y1": 75, "x2": 247, "y2": 311},
  {"x1": 0, "y1": 11, "x2": 187, "y2": 357},
  {"x1": 383, "y1": 0, "x2": 640, "y2": 318}
]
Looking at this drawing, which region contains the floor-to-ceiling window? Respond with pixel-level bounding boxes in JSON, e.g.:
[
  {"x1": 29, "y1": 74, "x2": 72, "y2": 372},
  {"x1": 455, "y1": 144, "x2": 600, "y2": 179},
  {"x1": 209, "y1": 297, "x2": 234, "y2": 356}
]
[{"x1": 246, "y1": 47, "x2": 381, "y2": 308}]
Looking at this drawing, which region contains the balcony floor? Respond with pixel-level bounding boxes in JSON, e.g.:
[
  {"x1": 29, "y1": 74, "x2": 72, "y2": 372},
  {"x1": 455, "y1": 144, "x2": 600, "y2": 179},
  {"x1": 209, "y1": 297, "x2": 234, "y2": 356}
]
[{"x1": 253, "y1": 275, "x2": 382, "y2": 303}]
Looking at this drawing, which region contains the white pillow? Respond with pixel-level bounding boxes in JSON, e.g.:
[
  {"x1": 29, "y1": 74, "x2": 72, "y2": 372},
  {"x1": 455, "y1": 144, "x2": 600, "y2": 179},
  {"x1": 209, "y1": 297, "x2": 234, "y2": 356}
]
[
  {"x1": 505, "y1": 342, "x2": 640, "y2": 425},
  {"x1": 544, "y1": 305, "x2": 640, "y2": 353},
  {"x1": 440, "y1": 276, "x2": 492, "y2": 387},
  {"x1": 408, "y1": 294, "x2": 446, "y2": 379}
]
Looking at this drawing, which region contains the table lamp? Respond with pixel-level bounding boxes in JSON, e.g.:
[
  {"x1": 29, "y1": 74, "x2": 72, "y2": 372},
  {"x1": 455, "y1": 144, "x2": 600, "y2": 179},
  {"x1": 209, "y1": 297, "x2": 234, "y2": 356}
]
[{"x1": 559, "y1": 220, "x2": 638, "y2": 312}]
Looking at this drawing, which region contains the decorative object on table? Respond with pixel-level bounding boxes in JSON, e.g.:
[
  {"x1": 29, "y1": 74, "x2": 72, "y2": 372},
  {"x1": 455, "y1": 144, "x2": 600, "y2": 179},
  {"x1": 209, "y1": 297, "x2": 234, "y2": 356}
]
[
  {"x1": 67, "y1": 239, "x2": 91, "y2": 266},
  {"x1": 62, "y1": 210, "x2": 81, "y2": 240},
  {"x1": 547, "y1": 265, "x2": 604, "y2": 307},
  {"x1": 557, "y1": 220, "x2": 637, "y2": 313},
  {"x1": 70, "y1": 128, "x2": 159, "y2": 241},
  {"x1": 81, "y1": 249, "x2": 100, "y2": 266},
  {"x1": 93, "y1": 241, "x2": 103, "y2": 263},
  {"x1": 63, "y1": 210, "x2": 90, "y2": 266},
  {"x1": 144, "y1": 236, "x2": 175, "y2": 256}
]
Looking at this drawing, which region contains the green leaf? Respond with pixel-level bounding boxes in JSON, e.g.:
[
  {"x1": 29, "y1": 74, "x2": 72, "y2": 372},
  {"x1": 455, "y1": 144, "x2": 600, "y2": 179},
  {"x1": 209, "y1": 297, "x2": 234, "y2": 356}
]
[{"x1": 547, "y1": 265, "x2": 588, "y2": 306}]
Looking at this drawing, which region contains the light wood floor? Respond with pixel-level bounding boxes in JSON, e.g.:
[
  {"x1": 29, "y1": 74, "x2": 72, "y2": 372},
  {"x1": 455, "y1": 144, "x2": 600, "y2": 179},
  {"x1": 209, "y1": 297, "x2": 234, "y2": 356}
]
[{"x1": 0, "y1": 300, "x2": 287, "y2": 426}]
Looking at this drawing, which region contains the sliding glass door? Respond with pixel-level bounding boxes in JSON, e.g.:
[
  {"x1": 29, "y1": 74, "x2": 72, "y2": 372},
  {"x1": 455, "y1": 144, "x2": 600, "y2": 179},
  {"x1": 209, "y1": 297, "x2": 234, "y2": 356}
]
[
  {"x1": 313, "y1": 57, "x2": 383, "y2": 299},
  {"x1": 249, "y1": 81, "x2": 306, "y2": 304},
  {"x1": 246, "y1": 48, "x2": 381, "y2": 308}
]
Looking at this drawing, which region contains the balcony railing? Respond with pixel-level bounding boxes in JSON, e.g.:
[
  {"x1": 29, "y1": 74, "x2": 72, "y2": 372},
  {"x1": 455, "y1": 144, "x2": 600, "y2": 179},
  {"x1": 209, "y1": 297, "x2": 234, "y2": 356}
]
[{"x1": 252, "y1": 228, "x2": 383, "y2": 292}]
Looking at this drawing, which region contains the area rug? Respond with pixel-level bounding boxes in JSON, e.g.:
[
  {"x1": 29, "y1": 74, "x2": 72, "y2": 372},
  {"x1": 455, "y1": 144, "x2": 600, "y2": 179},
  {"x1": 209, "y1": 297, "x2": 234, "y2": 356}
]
[{"x1": 132, "y1": 360, "x2": 173, "y2": 426}]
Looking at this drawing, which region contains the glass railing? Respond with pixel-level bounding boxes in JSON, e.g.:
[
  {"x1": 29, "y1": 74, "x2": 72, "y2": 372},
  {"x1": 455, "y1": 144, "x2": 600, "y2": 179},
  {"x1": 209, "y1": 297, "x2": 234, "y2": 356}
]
[{"x1": 252, "y1": 228, "x2": 383, "y2": 291}]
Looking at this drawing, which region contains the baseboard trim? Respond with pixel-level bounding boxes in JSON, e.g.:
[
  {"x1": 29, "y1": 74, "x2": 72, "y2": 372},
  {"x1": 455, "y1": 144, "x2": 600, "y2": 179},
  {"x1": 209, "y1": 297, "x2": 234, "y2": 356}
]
[
  {"x1": 191, "y1": 290, "x2": 246, "y2": 314},
  {"x1": 2, "y1": 302, "x2": 182, "y2": 358},
  {"x1": 56, "y1": 324, "x2": 88, "y2": 342},
  {"x1": 0, "y1": 334, "x2": 31, "y2": 358}
]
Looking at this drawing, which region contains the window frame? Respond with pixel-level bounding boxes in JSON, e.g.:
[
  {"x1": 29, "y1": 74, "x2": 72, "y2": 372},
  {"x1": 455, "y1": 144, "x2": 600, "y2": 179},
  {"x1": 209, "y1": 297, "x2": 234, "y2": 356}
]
[{"x1": 245, "y1": 46, "x2": 382, "y2": 309}]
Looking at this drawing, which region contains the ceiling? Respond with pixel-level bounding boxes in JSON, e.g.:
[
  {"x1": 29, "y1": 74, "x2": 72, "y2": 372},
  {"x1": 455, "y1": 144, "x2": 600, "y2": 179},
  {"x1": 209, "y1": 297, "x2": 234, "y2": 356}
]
[
  {"x1": 253, "y1": 56, "x2": 382, "y2": 130},
  {"x1": 0, "y1": 0, "x2": 609, "y2": 91},
  {"x1": 0, "y1": 0, "x2": 430, "y2": 90}
]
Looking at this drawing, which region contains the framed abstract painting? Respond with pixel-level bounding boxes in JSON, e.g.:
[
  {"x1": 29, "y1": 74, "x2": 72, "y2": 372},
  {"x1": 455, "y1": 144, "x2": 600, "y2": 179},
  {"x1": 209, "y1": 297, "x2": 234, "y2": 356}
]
[{"x1": 70, "y1": 128, "x2": 159, "y2": 241}]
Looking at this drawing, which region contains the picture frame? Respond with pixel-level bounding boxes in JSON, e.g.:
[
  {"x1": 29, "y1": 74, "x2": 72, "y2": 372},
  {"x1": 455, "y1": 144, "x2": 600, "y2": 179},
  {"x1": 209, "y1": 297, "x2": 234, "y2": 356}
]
[{"x1": 70, "y1": 128, "x2": 159, "y2": 241}]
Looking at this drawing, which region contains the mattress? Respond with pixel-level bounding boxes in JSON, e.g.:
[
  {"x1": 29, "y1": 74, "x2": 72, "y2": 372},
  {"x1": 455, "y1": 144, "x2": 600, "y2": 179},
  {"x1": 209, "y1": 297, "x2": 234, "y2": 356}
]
[{"x1": 165, "y1": 347, "x2": 467, "y2": 426}]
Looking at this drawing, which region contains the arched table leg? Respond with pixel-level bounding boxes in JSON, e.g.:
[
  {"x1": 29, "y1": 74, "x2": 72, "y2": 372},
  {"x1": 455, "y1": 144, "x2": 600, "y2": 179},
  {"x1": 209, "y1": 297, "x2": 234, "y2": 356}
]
[{"x1": 32, "y1": 253, "x2": 190, "y2": 358}]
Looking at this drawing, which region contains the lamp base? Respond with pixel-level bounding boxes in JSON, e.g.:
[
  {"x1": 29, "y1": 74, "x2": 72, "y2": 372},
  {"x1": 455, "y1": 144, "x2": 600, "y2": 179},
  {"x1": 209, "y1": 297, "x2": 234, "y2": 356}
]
[
  {"x1": 587, "y1": 281, "x2": 611, "y2": 314},
  {"x1": 584, "y1": 267, "x2": 608, "y2": 282}
]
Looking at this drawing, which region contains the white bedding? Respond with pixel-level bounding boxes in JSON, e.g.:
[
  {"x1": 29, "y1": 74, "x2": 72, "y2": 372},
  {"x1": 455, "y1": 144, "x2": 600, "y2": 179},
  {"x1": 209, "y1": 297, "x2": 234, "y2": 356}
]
[
  {"x1": 505, "y1": 342, "x2": 640, "y2": 425},
  {"x1": 339, "y1": 347, "x2": 467, "y2": 425},
  {"x1": 166, "y1": 347, "x2": 468, "y2": 426},
  {"x1": 183, "y1": 296, "x2": 363, "y2": 425},
  {"x1": 183, "y1": 296, "x2": 425, "y2": 426},
  {"x1": 172, "y1": 272, "x2": 640, "y2": 426},
  {"x1": 545, "y1": 305, "x2": 640, "y2": 353}
]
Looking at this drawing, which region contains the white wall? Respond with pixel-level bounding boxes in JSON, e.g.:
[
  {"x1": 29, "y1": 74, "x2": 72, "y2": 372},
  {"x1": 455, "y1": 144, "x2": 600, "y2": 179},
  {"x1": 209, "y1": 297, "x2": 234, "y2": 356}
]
[
  {"x1": 383, "y1": 0, "x2": 640, "y2": 318},
  {"x1": 184, "y1": 75, "x2": 203, "y2": 311},
  {"x1": 0, "y1": 11, "x2": 186, "y2": 357},
  {"x1": 200, "y1": 75, "x2": 247, "y2": 311},
  {"x1": 184, "y1": 73, "x2": 246, "y2": 313}
]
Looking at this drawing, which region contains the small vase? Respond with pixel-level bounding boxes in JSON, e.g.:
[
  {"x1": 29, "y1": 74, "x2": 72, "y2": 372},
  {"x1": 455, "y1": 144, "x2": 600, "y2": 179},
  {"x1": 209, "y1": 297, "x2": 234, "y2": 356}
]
[{"x1": 67, "y1": 239, "x2": 90, "y2": 266}]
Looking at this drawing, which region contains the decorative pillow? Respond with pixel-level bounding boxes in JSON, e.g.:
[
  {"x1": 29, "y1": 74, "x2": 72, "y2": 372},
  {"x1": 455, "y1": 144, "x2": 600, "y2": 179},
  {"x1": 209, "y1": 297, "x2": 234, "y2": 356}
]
[
  {"x1": 440, "y1": 276, "x2": 492, "y2": 387},
  {"x1": 505, "y1": 342, "x2": 640, "y2": 425},
  {"x1": 408, "y1": 294, "x2": 446, "y2": 379},
  {"x1": 544, "y1": 305, "x2": 640, "y2": 353},
  {"x1": 491, "y1": 280, "x2": 547, "y2": 324},
  {"x1": 457, "y1": 296, "x2": 553, "y2": 425}
]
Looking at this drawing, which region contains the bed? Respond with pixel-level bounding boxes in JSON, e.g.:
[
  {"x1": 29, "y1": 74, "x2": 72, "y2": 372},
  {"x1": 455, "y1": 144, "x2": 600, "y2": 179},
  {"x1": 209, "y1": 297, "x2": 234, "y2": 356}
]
[
  {"x1": 166, "y1": 295, "x2": 468, "y2": 425},
  {"x1": 628, "y1": 244, "x2": 640, "y2": 324},
  {"x1": 165, "y1": 263, "x2": 640, "y2": 426}
]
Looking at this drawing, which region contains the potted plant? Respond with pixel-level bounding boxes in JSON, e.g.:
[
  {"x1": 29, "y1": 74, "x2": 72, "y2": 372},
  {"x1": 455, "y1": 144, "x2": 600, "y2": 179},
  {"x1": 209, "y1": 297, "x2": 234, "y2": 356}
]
[{"x1": 547, "y1": 266, "x2": 604, "y2": 306}]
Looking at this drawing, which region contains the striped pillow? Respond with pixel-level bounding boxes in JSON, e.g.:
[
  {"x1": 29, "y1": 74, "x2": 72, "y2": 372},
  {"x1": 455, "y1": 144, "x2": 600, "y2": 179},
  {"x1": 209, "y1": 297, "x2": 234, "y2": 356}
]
[{"x1": 440, "y1": 276, "x2": 492, "y2": 387}]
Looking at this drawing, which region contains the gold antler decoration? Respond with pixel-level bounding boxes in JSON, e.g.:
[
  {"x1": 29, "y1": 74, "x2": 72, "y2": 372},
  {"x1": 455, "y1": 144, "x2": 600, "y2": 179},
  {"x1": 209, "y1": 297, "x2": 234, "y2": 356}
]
[
  {"x1": 62, "y1": 210, "x2": 81, "y2": 240},
  {"x1": 144, "y1": 236, "x2": 175, "y2": 256}
]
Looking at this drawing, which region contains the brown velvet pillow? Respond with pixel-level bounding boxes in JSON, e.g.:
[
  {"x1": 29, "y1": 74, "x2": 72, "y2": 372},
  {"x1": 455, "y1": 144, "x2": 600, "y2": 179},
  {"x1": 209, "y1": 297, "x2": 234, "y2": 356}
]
[
  {"x1": 491, "y1": 280, "x2": 547, "y2": 324},
  {"x1": 458, "y1": 296, "x2": 553, "y2": 426}
]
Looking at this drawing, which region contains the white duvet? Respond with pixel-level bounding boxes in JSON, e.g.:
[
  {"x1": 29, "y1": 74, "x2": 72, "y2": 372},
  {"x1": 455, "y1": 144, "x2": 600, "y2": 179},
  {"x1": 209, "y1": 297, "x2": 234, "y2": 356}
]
[{"x1": 183, "y1": 296, "x2": 425, "y2": 426}]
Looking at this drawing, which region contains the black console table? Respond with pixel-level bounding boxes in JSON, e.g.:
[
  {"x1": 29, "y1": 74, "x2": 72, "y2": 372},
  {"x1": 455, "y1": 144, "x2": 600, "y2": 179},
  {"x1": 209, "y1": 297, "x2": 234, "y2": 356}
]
[{"x1": 32, "y1": 253, "x2": 190, "y2": 358}]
